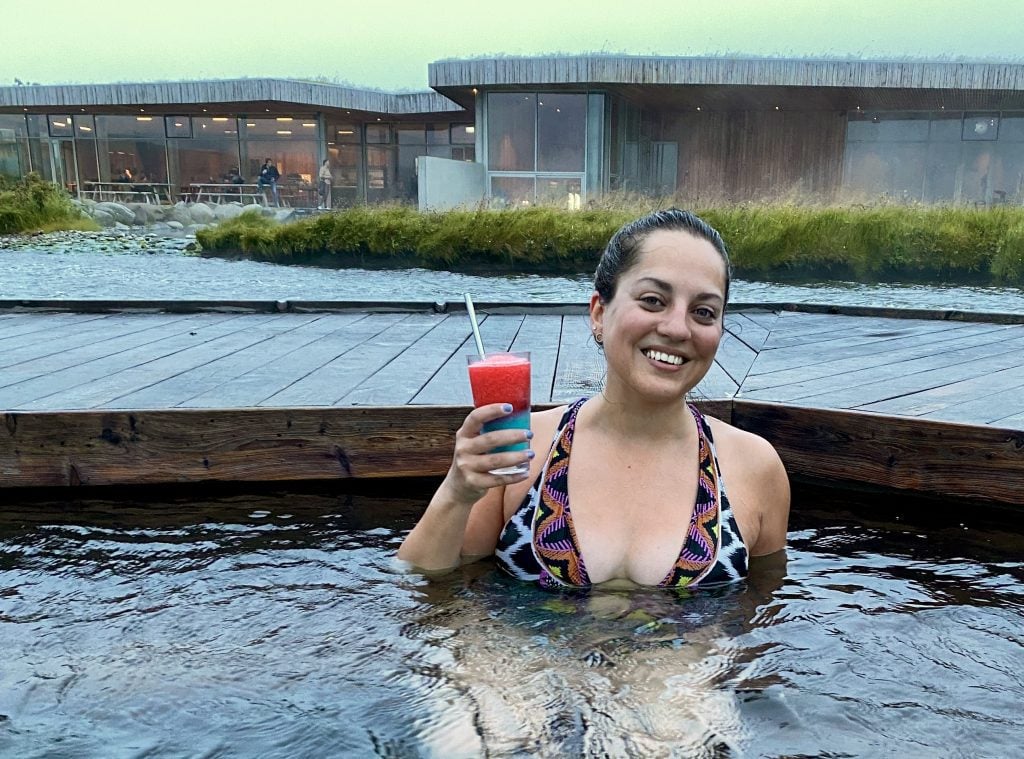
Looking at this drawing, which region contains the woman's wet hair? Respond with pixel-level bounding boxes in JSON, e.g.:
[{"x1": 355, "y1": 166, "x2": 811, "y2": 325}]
[{"x1": 594, "y1": 208, "x2": 731, "y2": 305}]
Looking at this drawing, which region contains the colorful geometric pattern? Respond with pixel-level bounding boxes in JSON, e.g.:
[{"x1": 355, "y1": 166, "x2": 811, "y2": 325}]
[{"x1": 493, "y1": 398, "x2": 748, "y2": 589}]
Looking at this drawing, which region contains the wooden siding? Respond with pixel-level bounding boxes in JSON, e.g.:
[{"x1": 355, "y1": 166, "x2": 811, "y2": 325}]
[
  {"x1": 0, "y1": 79, "x2": 463, "y2": 116},
  {"x1": 655, "y1": 109, "x2": 847, "y2": 202},
  {"x1": 430, "y1": 56, "x2": 1024, "y2": 92}
]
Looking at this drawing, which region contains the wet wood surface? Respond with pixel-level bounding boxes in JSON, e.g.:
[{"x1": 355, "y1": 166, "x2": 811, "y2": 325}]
[{"x1": 2, "y1": 306, "x2": 1024, "y2": 499}]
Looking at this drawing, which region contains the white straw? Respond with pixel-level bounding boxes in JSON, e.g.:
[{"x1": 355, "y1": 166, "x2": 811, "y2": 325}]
[{"x1": 463, "y1": 292, "x2": 487, "y2": 358}]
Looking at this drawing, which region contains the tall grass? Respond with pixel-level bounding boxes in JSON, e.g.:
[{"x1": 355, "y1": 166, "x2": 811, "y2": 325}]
[
  {"x1": 0, "y1": 174, "x2": 95, "y2": 235},
  {"x1": 196, "y1": 203, "x2": 1024, "y2": 284}
]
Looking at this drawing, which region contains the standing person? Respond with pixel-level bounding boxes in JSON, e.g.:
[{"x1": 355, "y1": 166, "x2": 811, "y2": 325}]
[
  {"x1": 317, "y1": 159, "x2": 333, "y2": 209},
  {"x1": 398, "y1": 208, "x2": 790, "y2": 589},
  {"x1": 257, "y1": 158, "x2": 280, "y2": 206}
]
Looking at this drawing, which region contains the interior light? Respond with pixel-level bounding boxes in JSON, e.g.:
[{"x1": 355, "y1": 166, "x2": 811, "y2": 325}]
[
  {"x1": 78, "y1": 126, "x2": 92, "y2": 132},
  {"x1": 276, "y1": 130, "x2": 292, "y2": 135},
  {"x1": 338, "y1": 130, "x2": 353, "y2": 135},
  {"x1": 52, "y1": 120, "x2": 67, "y2": 127},
  {"x1": 471, "y1": 88, "x2": 478, "y2": 95},
  {"x1": 136, "y1": 116, "x2": 153, "y2": 121},
  {"x1": 775, "y1": 106, "x2": 780, "y2": 110},
  {"x1": 696, "y1": 106, "x2": 702, "y2": 111},
  {"x1": 465, "y1": 126, "x2": 475, "y2": 134},
  {"x1": 212, "y1": 117, "x2": 228, "y2": 122},
  {"x1": 174, "y1": 122, "x2": 183, "y2": 127},
  {"x1": 246, "y1": 122, "x2": 255, "y2": 127},
  {"x1": 276, "y1": 117, "x2": 293, "y2": 122},
  {"x1": 302, "y1": 122, "x2": 316, "y2": 127}
]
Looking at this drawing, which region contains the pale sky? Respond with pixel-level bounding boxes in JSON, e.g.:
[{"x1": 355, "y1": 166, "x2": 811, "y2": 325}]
[{"x1": 2, "y1": 0, "x2": 1021, "y2": 91}]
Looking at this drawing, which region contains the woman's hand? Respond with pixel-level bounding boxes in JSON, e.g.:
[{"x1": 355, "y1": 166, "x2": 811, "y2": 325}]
[{"x1": 444, "y1": 403, "x2": 534, "y2": 506}]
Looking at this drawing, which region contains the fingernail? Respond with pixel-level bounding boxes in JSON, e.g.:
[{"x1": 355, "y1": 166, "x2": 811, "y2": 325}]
[
  {"x1": 502, "y1": 403, "x2": 513, "y2": 413},
  {"x1": 525, "y1": 430, "x2": 534, "y2": 440},
  {"x1": 527, "y1": 450, "x2": 536, "y2": 459}
]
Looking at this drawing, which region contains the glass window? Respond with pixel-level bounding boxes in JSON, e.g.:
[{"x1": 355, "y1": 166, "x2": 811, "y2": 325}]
[
  {"x1": 536, "y1": 176, "x2": 583, "y2": 208},
  {"x1": 426, "y1": 123, "x2": 449, "y2": 145},
  {"x1": 168, "y1": 139, "x2": 240, "y2": 187},
  {"x1": 48, "y1": 115, "x2": 73, "y2": 137},
  {"x1": 929, "y1": 114, "x2": 962, "y2": 142},
  {"x1": 397, "y1": 125, "x2": 425, "y2": 144},
  {"x1": 452, "y1": 145, "x2": 475, "y2": 162},
  {"x1": 74, "y1": 115, "x2": 95, "y2": 138},
  {"x1": 242, "y1": 140, "x2": 318, "y2": 193},
  {"x1": 331, "y1": 123, "x2": 360, "y2": 143},
  {"x1": 25, "y1": 114, "x2": 47, "y2": 138},
  {"x1": 963, "y1": 113, "x2": 999, "y2": 141},
  {"x1": 243, "y1": 117, "x2": 313, "y2": 138},
  {"x1": 75, "y1": 140, "x2": 100, "y2": 183},
  {"x1": 366, "y1": 145, "x2": 396, "y2": 202},
  {"x1": 165, "y1": 116, "x2": 192, "y2": 138},
  {"x1": 365, "y1": 124, "x2": 392, "y2": 144},
  {"x1": 98, "y1": 139, "x2": 167, "y2": 183},
  {"x1": 488, "y1": 93, "x2": 535, "y2": 171},
  {"x1": 537, "y1": 94, "x2": 586, "y2": 172},
  {"x1": 329, "y1": 143, "x2": 361, "y2": 206},
  {"x1": 490, "y1": 176, "x2": 534, "y2": 207},
  {"x1": 96, "y1": 115, "x2": 164, "y2": 139},
  {"x1": 0, "y1": 115, "x2": 30, "y2": 179},
  {"x1": 876, "y1": 114, "x2": 929, "y2": 142},
  {"x1": 451, "y1": 124, "x2": 475, "y2": 144},
  {"x1": 1001, "y1": 114, "x2": 1024, "y2": 142}
]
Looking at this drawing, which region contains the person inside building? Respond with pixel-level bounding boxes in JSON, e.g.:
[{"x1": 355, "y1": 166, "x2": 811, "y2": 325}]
[
  {"x1": 398, "y1": 208, "x2": 790, "y2": 590},
  {"x1": 256, "y1": 158, "x2": 280, "y2": 206}
]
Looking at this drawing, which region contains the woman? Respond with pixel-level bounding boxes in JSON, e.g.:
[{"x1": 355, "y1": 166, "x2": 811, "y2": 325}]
[
  {"x1": 317, "y1": 159, "x2": 332, "y2": 209},
  {"x1": 398, "y1": 209, "x2": 790, "y2": 588}
]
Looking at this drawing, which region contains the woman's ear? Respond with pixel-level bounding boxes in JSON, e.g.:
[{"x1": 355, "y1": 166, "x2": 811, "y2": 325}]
[{"x1": 589, "y1": 291, "x2": 605, "y2": 337}]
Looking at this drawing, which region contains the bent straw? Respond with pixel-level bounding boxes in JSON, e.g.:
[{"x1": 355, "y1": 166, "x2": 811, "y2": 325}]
[{"x1": 463, "y1": 292, "x2": 487, "y2": 358}]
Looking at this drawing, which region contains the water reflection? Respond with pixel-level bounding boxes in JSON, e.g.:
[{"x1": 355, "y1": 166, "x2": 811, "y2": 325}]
[{"x1": 0, "y1": 486, "x2": 1022, "y2": 757}]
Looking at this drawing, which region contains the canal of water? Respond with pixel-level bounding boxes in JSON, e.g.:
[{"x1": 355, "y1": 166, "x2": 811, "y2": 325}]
[{"x1": 4, "y1": 231, "x2": 1024, "y2": 313}]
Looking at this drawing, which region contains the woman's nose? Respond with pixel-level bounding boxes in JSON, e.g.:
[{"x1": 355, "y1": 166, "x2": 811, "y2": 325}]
[{"x1": 657, "y1": 308, "x2": 692, "y2": 340}]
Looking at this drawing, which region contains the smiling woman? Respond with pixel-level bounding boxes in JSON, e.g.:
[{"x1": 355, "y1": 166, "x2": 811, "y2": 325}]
[{"x1": 398, "y1": 208, "x2": 791, "y2": 588}]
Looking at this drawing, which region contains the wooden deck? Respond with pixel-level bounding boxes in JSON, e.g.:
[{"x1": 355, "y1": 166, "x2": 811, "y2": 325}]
[{"x1": 2, "y1": 301, "x2": 1024, "y2": 503}]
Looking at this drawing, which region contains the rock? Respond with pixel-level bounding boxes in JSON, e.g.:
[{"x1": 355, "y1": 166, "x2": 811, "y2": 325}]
[
  {"x1": 91, "y1": 209, "x2": 115, "y2": 228},
  {"x1": 214, "y1": 203, "x2": 246, "y2": 221},
  {"x1": 169, "y1": 204, "x2": 193, "y2": 226},
  {"x1": 94, "y1": 202, "x2": 136, "y2": 225},
  {"x1": 273, "y1": 209, "x2": 295, "y2": 223},
  {"x1": 188, "y1": 203, "x2": 216, "y2": 224},
  {"x1": 114, "y1": 222, "x2": 130, "y2": 231},
  {"x1": 166, "y1": 220, "x2": 185, "y2": 230}
]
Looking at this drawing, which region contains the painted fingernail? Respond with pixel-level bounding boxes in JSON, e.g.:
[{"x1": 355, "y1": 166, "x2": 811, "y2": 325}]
[
  {"x1": 502, "y1": 403, "x2": 513, "y2": 413},
  {"x1": 525, "y1": 430, "x2": 534, "y2": 440},
  {"x1": 527, "y1": 450, "x2": 536, "y2": 459}
]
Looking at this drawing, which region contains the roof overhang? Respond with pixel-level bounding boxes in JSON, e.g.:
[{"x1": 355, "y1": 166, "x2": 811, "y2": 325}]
[{"x1": 429, "y1": 55, "x2": 1024, "y2": 111}]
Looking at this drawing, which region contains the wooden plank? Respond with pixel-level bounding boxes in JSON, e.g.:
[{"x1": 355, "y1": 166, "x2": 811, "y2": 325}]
[
  {"x1": 0, "y1": 314, "x2": 259, "y2": 409},
  {"x1": 761, "y1": 314, "x2": 965, "y2": 351},
  {"x1": 107, "y1": 314, "x2": 333, "y2": 408},
  {"x1": 0, "y1": 313, "x2": 111, "y2": 345},
  {"x1": 742, "y1": 326, "x2": 1024, "y2": 400},
  {"x1": 550, "y1": 315, "x2": 604, "y2": 403},
  {"x1": 730, "y1": 309, "x2": 779, "y2": 331},
  {"x1": 781, "y1": 333, "x2": 1024, "y2": 412},
  {"x1": 857, "y1": 362, "x2": 1024, "y2": 421},
  {"x1": 714, "y1": 331, "x2": 757, "y2": 385},
  {"x1": 12, "y1": 315, "x2": 282, "y2": 410},
  {"x1": 732, "y1": 400, "x2": 1024, "y2": 506},
  {"x1": 509, "y1": 314, "x2": 564, "y2": 404},
  {"x1": 339, "y1": 314, "x2": 468, "y2": 406},
  {"x1": 745, "y1": 321, "x2": 1007, "y2": 379},
  {"x1": 693, "y1": 361, "x2": 739, "y2": 400},
  {"x1": 724, "y1": 312, "x2": 772, "y2": 350},
  {"x1": 412, "y1": 314, "x2": 526, "y2": 405},
  {"x1": 179, "y1": 313, "x2": 371, "y2": 407},
  {"x1": 261, "y1": 313, "x2": 436, "y2": 406},
  {"x1": 0, "y1": 406, "x2": 470, "y2": 488},
  {"x1": 0, "y1": 314, "x2": 199, "y2": 377}
]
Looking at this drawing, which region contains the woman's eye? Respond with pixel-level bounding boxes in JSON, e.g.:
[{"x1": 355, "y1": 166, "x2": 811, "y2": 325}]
[
  {"x1": 695, "y1": 307, "x2": 718, "y2": 321},
  {"x1": 640, "y1": 296, "x2": 664, "y2": 307}
]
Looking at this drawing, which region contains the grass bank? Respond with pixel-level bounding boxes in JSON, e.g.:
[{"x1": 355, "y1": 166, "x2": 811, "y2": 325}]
[
  {"x1": 196, "y1": 204, "x2": 1024, "y2": 283},
  {"x1": 0, "y1": 174, "x2": 96, "y2": 235}
]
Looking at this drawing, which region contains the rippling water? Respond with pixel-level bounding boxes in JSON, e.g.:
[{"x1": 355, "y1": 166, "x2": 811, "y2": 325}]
[
  {"x1": 3, "y1": 233, "x2": 1024, "y2": 313},
  {"x1": 1, "y1": 485, "x2": 1021, "y2": 757}
]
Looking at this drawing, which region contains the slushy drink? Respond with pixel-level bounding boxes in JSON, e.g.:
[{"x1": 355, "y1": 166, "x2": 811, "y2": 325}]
[{"x1": 466, "y1": 351, "x2": 531, "y2": 475}]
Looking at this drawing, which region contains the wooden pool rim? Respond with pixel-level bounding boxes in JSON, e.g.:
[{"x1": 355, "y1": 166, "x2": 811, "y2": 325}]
[{"x1": 3, "y1": 399, "x2": 1022, "y2": 507}]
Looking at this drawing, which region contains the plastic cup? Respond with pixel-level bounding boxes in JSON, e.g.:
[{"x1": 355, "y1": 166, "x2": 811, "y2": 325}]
[{"x1": 466, "y1": 351, "x2": 531, "y2": 475}]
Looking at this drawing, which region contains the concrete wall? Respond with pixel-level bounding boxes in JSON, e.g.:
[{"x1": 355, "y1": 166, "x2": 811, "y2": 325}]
[{"x1": 417, "y1": 156, "x2": 485, "y2": 211}]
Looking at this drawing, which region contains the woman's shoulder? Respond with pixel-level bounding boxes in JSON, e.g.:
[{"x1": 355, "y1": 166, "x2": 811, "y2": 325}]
[{"x1": 704, "y1": 414, "x2": 786, "y2": 479}]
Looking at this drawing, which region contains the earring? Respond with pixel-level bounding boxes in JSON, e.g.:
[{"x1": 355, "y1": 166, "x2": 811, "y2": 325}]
[{"x1": 593, "y1": 330, "x2": 603, "y2": 346}]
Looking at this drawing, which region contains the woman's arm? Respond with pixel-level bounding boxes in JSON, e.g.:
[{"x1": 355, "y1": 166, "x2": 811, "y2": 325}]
[
  {"x1": 747, "y1": 436, "x2": 791, "y2": 557},
  {"x1": 397, "y1": 403, "x2": 533, "y2": 571}
]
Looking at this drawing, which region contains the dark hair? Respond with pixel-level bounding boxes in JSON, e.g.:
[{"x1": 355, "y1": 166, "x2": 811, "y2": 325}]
[{"x1": 594, "y1": 208, "x2": 731, "y2": 305}]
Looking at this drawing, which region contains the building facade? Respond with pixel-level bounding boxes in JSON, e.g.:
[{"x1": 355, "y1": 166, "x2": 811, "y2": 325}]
[{"x1": 2, "y1": 56, "x2": 1024, "y2": 208}]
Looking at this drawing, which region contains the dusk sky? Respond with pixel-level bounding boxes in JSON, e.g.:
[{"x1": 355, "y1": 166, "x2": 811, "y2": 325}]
[{"x1": 2, "y1": 0, "x2": 1021, "y2": 91}]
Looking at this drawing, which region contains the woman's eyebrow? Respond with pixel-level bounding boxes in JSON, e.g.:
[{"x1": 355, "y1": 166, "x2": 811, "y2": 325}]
[{"x1": 635, "y1": 276, "x2": 672, "y2": 291}]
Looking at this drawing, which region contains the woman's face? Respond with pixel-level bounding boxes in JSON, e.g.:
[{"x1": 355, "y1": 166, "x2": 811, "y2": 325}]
[{"x1": 590, "y1": 229, "x2": 727, "y2": 403}]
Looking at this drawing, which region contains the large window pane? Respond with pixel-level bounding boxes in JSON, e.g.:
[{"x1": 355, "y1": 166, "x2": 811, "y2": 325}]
[
  {"x1": 75, "y1": 140, "x2": 100, "y2": 184},
  {"x1": 451, "y1": 124, "x2": 475, "y2": 144},
  {"x1": 168, "y1": 139, "x2": 240, "y2": 189},
  {"x1": 98, "y1": 139, "x2": 167, "y2": 183},
  {"x1": 426, "y1": 123, "x2": 449, "y2": 145},
  {"x1": 490, "y1": 176, "x2": 534, "y2": 207},
  {"x1": 48, "y1": 116, "x2": 73, "y2": 138},
  {"x1": 537, "y1": 94, "x2": 585, "y2": 172},
  {"x1": 0, "y1": 115, "x2": 29, "y2": 179},
  {"x1": 165, "y1": 116, "x2": 192, "y2": 138},
  {"x1": 536, "y1": 176, "x2": 583, "y2": 208},
  {"x1": 488, "y1": 93, "x2": 535, "y2": 171},
  {"x1": 96, "y1": 115, "x2": 164, "y2": 139},
  {"x1": 242, "y1": 139, "x2": 318, "y2": 206},
  {"x1": 328, "y1": 143, "x2": 361, "y2": 207},
  {"x1": 366, "y1": 145, "x2": 397, "y2": 202},
  {"x1": 397, "y1": 125, "x2": 425, "y2": 144},
  {"x1": 243, "y1": 117, "x2": 316, "y2": 138},
  {"x1": 365, "y1": 124, "x2": 392, "y2": 144}
]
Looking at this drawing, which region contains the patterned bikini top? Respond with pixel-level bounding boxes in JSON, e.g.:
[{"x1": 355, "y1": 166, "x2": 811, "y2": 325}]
[{"x1": 494, "y1": 398, "x2": 748, "y2": 590}]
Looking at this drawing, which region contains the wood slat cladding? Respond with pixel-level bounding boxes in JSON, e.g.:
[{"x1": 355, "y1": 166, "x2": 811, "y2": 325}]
[
  {"x1": 732, "y1": 401, "x2": 1024, "y2": 506},
  {"x1": 658, "y1": 109, "x2": 847, "y2": 202},
  {"x1": 0, "y1": 79, "x2": 463, "y2": 116},
  {"x1": 430, "y1": 56, "x2": 1024, "y2": 91}
]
